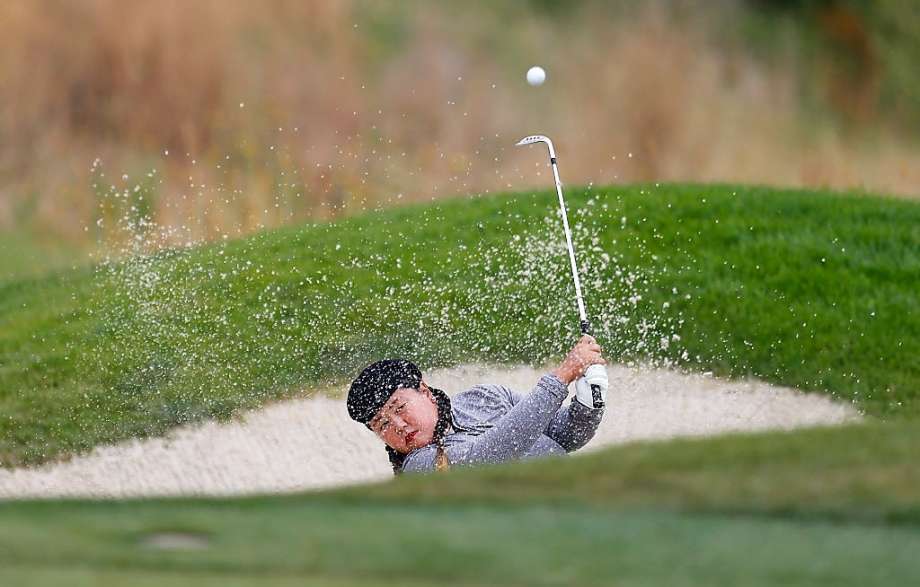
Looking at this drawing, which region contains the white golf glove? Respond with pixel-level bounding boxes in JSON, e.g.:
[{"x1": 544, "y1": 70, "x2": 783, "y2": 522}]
[{"x1": 574, "y1": 364, "x2": 608, "y2": 409}]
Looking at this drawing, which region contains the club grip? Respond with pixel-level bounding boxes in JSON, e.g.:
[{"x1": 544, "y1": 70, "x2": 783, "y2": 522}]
[
  {"x1": 591, "y1": 384, "x2": 604, "y2": 408},
  {"x1": 580, "y1": 319, "x2": 592, "y2": 335}
]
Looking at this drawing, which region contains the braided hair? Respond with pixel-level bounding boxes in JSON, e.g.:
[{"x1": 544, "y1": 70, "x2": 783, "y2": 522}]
[{"x1": 387, "y1": 386, "x2": 453, "y2": 475}]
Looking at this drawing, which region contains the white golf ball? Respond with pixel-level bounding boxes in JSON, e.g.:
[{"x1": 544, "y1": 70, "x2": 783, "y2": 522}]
[{"x1": 526, "y1": 66, "x2": 546, "y2": 86}]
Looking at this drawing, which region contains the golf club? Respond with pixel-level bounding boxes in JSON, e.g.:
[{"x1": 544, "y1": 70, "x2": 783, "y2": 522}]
[{"x1": 516, "y1": 134, "x2": 607, "y2": 409}]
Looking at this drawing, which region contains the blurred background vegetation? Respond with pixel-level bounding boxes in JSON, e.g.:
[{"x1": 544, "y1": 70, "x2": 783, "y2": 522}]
[{"x1": 0, "y1": 0, "x2": 918, "y2": 269}]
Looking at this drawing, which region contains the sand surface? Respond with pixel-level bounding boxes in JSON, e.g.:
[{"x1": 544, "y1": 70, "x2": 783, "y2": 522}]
[{"x1": 0, "y1": 364, "x2": 859, "y2": 499}]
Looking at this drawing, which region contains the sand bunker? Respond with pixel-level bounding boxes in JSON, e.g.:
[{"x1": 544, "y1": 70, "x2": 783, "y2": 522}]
[{"x1": 0, "y1": 364, "x2": 859, "y2": 499}]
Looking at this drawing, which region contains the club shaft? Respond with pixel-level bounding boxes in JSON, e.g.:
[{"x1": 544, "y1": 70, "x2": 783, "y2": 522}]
[{"x1": 549, "y1": 159, "x2": 589, "y2": 330}]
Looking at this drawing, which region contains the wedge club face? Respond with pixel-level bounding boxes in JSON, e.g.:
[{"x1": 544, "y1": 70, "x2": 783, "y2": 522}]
[{"x1": 515, "y1": 135, "x2": 556, "y2": 160}]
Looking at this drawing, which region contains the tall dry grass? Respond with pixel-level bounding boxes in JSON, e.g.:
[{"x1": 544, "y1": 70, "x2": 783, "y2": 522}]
[{"x1": 0, "y1": 0, "x2": 917, "y2": 245}]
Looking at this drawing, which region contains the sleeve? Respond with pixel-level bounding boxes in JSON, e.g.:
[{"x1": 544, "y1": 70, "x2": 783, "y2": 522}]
[
  {"x1": 543, "y1": 399, "x2": 605, "y2": 452},
  {"x1": 508, "y1": 385, "x2": 606, "y2": 453},
  {"x1": 400, "y1": 373, "x2": 569, "y2": 473}
]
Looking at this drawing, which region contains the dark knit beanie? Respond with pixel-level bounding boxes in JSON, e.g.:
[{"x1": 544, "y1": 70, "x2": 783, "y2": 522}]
[{"x1": 347, "y1": 359, "x2": 422, "y2": 429}]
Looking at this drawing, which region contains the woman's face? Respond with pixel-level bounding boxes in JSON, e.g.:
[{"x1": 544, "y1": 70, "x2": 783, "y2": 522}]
[{"x1": 368, "y1": 382, "x2": 439, "y2": 454}]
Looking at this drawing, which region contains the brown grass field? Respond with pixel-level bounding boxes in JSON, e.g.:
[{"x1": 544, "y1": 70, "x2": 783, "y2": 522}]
[{"x1": 1, "y1": 0, "x2": 917, "y2": 245}]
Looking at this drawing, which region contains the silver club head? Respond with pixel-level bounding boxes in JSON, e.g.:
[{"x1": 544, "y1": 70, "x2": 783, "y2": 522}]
[{"x1": 515, "y1": 134, "x2": 556, "y2": 160}]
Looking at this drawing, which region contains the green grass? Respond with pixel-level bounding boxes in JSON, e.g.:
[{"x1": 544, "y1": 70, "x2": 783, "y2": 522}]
[
  {"x1": 1, "y1": 183, "x2": 918, "y2": 466},
  {"x1": 0, "y1": 230, "x2": 86, "y2": 283},
  {"x1": 2, "y1": 421, "x2": 920, "y2": 585},
  {"x1": 2, "y1": 505, "x2": 918, "y2": 586}
]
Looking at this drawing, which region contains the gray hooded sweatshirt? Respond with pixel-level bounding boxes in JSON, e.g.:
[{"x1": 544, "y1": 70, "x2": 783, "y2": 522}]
[{"x1": 401, "y1": 373, "x2": 604, "y2": 473}]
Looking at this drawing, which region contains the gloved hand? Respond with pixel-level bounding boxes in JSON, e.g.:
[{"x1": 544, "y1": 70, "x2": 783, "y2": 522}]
[
  {"x1": 574, "y1": 363, "x2": 608, "y2": 409},
  {"x1": 552, "y1": 334, "x2": 607, "y2": 410}
]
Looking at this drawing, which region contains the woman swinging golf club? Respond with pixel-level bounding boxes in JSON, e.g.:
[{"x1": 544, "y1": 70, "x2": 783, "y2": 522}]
[
  {"x1": 347, "y1": 134, "x2": 609, "y2": 474},
  {"x1": 347, "y1": 335, "x2": 607, "y2": 474}
]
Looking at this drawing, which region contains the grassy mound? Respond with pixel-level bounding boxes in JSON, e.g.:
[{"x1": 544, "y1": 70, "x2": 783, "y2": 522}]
[{"x1": 1, "y1": 183, "x2": 918, "y2": 465}]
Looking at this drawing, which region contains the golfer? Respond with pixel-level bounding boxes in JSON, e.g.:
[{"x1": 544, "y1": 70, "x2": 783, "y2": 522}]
[{"x1": 346, "y1": 334, "x2": 607, "y2": 474}]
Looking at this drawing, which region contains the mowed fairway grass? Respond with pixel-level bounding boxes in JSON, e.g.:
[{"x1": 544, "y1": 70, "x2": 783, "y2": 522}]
[
  {"x1": 1, "y1": 423, "x2": 920, "y2": 586},
  {"x1": 1, "y1": 184, "x2": 918, "y2": 584}
]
